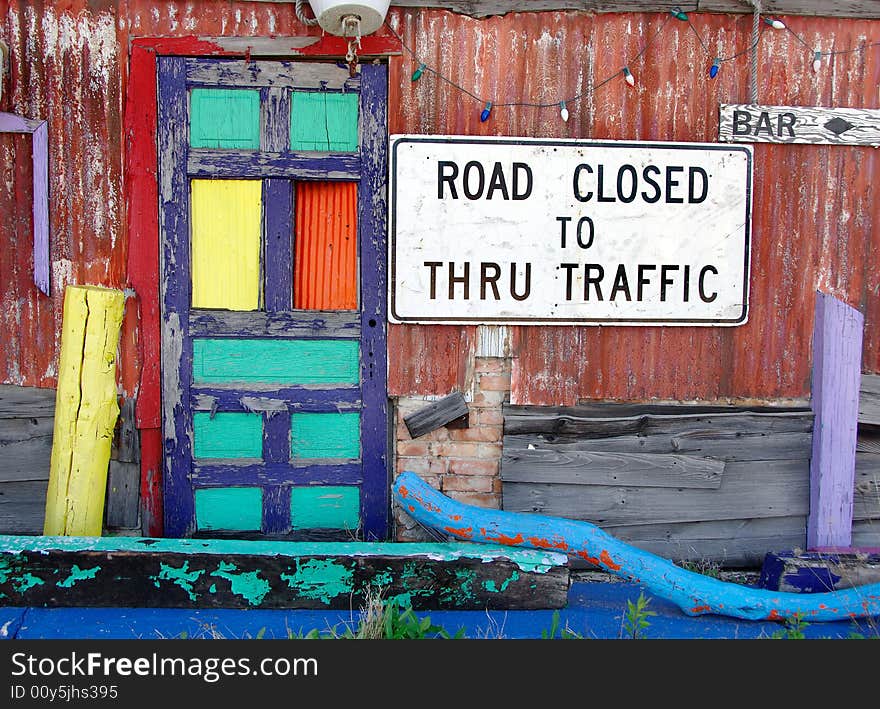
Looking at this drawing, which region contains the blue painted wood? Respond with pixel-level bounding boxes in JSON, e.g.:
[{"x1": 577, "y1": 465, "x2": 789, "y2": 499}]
[
  {"x1": 264, "y1": 411, "x2": 290, "y2": 464},
  {"x1": 394, "y1": 471, "x2": 880, "y2": 622},
  {"x1": 263, "y1": 179, "x2": 292, "y2": 312},
  {"x1": 189, "y1": 310, "x2": 360, "y2": 338},
  {"x1": 191, "y1": 386, "x2": 360, "y2": 412},
  {"x1": 358, "y1": 63, "x2": 389, "y2": 542},
  {"x1": 187, "y1": 150, "x2": 360, "y2": 179},
  {"x1": 263, "y1": 86, "x2": 293, "y2": 313},
  {"x1": 262, "y1": 484, "x2": 291, "y2": 535},
  {"x1": 808, "y1": 292, "x2": 865, "y2": 549},
  {"x1": 192, "y1": 462, "x2": 362, "y2": 486},
  {"x1": 158, "y1": 55, "x2": 197, "y2": 537}
]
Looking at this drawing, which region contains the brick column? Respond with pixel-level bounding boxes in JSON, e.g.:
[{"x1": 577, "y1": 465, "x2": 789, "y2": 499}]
[{"x1": 392, "y1": 357, "x2": 510, "y2": 541}]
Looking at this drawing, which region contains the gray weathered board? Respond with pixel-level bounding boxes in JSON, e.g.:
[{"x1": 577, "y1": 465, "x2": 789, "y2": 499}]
[
  {"x1": 861, "y1": 373, "x2": 880, "y2": 427},
  {"x1": 719, "y1": 105, "x2": 880, "y2": 146},
  {"x1": 501, "y1": 403, "x2": 815, "y2": 567},
  {"x1": 0, "y1": 385, "x2": 54, "y2": 535},
  {"x1": 854, "y1": 375, "x2": 880, "y2": 547},
  {"x1": 404, "y1": 391, "x2": 469, "y2": 438}
]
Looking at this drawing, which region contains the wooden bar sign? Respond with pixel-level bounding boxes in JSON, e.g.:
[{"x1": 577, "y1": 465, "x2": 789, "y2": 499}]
[{"x1": 719, "y1": 104, "x2": 880, "y2": 146}]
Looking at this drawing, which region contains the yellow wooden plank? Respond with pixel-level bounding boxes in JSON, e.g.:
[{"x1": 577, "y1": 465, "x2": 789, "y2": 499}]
[
  {"x1": 191, "y1": 179, "x2": 262, "y2": 310},
  {"x1": 44, "y1": 285, "x2": 125, "y2": 536}
]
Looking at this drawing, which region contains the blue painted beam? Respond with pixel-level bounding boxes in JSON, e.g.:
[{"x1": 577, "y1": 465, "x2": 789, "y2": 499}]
[{"x1": 394, "y1": 471, "x2": 880, "y2": 623}]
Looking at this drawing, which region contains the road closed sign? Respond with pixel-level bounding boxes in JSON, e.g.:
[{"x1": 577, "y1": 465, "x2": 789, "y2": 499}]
[{"x1": 388, "y1": 135, "x2": 753, "y2": 326}]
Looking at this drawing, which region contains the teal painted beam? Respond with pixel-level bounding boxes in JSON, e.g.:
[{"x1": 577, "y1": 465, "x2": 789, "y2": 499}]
[
  {"x1": 193, "y1": 338, "x2": 359, "y2": 384},
  {"x1": 0, "y1": 537, "x2": 569, "y2": 610},
  {"x1": 291, "y1": 91, "x2": 359, "y2": 151},
  {"x1": 291, "y1": 412, "x2": 360, "y2": 459},
  {"x1": 291, "y1": 486, "x2": 360, "y2": 530},
  {"x1": 195, "y1": 487, "x2": 263, "y2": 531},
  {"x1": 190, "y1": 88, "x2": 261, "y2": 149},
  {"x1": 193, "y1": 412, "x2": 263, "y2": 458}
]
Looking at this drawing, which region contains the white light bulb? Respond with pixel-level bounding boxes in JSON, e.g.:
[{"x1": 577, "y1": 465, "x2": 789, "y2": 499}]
[{"x1": 560, "y1": 101, "x2": 569, "y2": 122}]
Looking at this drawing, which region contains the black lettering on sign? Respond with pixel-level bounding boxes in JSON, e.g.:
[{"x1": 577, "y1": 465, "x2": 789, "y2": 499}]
[
  {"x1": 481, "y1": 262, "x2": 502, "y2": 300},
  {"x1": 448, "y1": 261, "x2": 470, "y2": 299},
  {"x1": 437, "y1": 161, "x2": 458, "y2": 199},
  {"x1": 732, "y1": 110, "x2": 752, "y2": 136},
  {"x1": 436, "y1": 161, "x2": 533, "y2": 200},
  {"x1": 511, "y1": 263, "x2": 532, "y2": 301},
  {"x1": 424, "y1": 261, "x2": 443, "y2": 299}
]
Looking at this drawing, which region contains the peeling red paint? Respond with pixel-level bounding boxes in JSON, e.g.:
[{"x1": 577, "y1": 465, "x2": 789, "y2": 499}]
[
  {"x1": 487, "y1": 532, "x2": 525, "y2": 546},
  {"x1": 527, "y1": 535, "x2": 569, "y2": 551},
  {"x1": 398, "y1": 485, "x2": 409, "y2": 499},
  {"x1": 444, "y1": 525, "x2": 473, "y2": 539},
  {"x1": 577, "y1": 550, "x2": 601, "y2": 566},
  {"x1": 599, "y1": 550, "x2": 621, "y2": 571},
  {"x1": 691, "y1": 605, "x2": 711, "y2": 614}
]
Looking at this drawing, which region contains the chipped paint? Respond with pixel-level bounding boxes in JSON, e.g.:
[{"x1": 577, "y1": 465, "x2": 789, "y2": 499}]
[
  {"x1": 13, "y1": 573, "x2": 45, "y2": 594},
  {"x1": 151, "y1": 561, "x2": 204, "y2": 601},
  {"x1": 483, "y1": 570, "x2": 520, "y2": 593},
  {"x1": 56, "y1": 565, "x2": 100, "y2": 588},
  {"x1": 280, "y1": 559, "x2": 354, "y2": 605},
  {"x1": 209, "y1": 562, "x2": 271, "y2": 607},
  {"x1": 0, "y1": 536, "x2": 565, "y2": 573}
]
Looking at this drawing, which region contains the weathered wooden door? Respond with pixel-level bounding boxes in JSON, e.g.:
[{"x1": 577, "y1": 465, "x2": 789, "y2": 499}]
[{"x1": 157, "y1": 57, "x2": 388, "y2": 540}]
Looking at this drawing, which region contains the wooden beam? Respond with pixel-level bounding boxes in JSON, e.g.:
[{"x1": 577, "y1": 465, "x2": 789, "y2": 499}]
[
  {"x1": 0, "y1": 537, "x2": 569, "y2": 610},
  {"x1": 808, "y1": 292, "x2": 864, "y2": 550},
  {"x1": 861, "y1": 374, "x2": 880, "y2": 426},
  {"x1": 252, "y1": 1, "x2": 880, "y2": 20},
  {"x1": 404, "y1": 391, "x2": 469, "y2": 438},
  {"x1": 43, "y1": 286, "x2": 125, "y2": 537}
]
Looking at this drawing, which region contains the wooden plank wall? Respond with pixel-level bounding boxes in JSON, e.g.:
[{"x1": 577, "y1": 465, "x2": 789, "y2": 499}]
[
  {"x1": 501, "y1": 403, "x2": 815, "y2": 567},
  {"x1": 0, "y1": 385, "x2": 54, "y2": 534},
  {"x1": 853, "y1": 374, "x2": 880, "y2": 547}
]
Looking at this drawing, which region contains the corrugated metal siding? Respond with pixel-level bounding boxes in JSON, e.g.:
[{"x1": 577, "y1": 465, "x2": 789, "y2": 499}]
[
  {"x1": 385, "y1": 9, "x2": 880, "y2": 402},
  {"x1": 0, "y1": 0, "x2": 301, "y2": 394},
  {"x1": 0, "y1": 3, "x2": 877, "y2": 406},
  {"x1": 294, "y1": 181, "x2": 358, "y2": 310}
]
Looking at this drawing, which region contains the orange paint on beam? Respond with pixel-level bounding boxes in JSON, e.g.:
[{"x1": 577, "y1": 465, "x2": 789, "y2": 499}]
[
  {"x1": 599, "y1": 550, "x2": 621, "y2": 571},
  {"x1": 691, "y1": 605, "x2": 711, "y2": 614},
  {"x1": 527, "y1": 536, "x2": 568, "y2": 551},
  {"x1": 444, "y1": 526, "x2": 473, "y2": 539},
  {"x1": 576, "y1": 550, "x2": 600, "y2": 566}
]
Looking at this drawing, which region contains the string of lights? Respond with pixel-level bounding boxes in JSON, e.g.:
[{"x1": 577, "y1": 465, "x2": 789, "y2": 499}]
[{"x1": 384, "y1": 7, "x2": 880, "y2": 122}]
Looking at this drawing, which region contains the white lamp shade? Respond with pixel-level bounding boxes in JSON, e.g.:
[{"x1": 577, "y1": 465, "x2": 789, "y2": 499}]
[{"x1": 308, "y1": 1, "x2": 391, "y2": 36}]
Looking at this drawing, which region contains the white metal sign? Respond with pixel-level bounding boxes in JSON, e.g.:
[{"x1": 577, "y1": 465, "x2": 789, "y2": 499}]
[{"x1": 389, "y1": 135, "x2": 753, "y2": 326}]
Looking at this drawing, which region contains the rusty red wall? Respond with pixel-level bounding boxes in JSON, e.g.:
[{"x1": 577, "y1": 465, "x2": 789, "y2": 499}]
[
  {"x1": 0, "y1": 3, "x2": 877, "y2": 407},
  {"x1": 385, "y1": 9, "x2": 880, "y2": 404}
]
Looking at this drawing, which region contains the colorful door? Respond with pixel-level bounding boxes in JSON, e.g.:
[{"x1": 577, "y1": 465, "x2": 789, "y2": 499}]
[{"x1": 157, "y1": 57, "x2": 388, "y2": 540}]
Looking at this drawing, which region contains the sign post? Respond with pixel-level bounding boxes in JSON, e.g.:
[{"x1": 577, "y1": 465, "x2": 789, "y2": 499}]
[{"x1": 389, "y1": 135, "x2": 753, "y2": 326}]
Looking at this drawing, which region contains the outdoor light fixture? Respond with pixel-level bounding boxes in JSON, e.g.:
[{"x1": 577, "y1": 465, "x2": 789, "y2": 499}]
[{"x1": 306, "y1": 0, "x2": 391, "y2": 36}]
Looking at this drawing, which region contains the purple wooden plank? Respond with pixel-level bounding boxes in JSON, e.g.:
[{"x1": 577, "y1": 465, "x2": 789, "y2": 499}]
[
  {"x1": 263, "y1": 411, "x2": 290, "y2": 464},
  {"x1": 32, "y1": 122, "x2": 49, "y2": 295},
  {"x1": 358, "y1": 63, "x2": 389, "y2": 541},
  {"x1": 192, "y1": 462, "x2": 362, "y2": 486},
  {"x1": 808, "y1": 291, "x2": 865, "y2": 549},
  {"x1": 158, "y1": 56, "x2": 196, "y2": 538},
  {"x1": 0, "y1": 112, "x2": 50, "y2": 295},
  {"x1": 263, "y1": 179, "x2": 293, "y2": 312},
  {"x1": 187, "y1": 150, "x2": 360, "y2": 179},
  {"x1": 0, "y1": 112, "x2": 42, "y2": 132},
  {"x1": 262, "y1": 485, "x2": 291, "y2": 535},
  {"x1": 191, "y1": 386, "x2": 360, "y2": 412}
]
